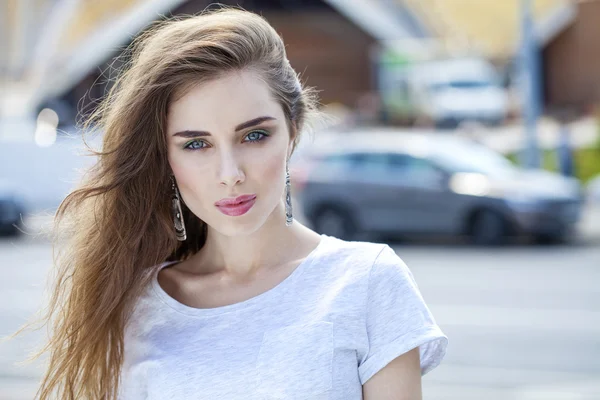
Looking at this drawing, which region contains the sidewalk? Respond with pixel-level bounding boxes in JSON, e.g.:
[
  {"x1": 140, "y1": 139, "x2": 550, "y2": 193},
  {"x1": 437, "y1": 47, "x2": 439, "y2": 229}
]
[
  {"x1": 578, "y1": 202, "x2": 600, "y2": 244},
  {"x1": 426, "y1": 364, "x2": 600, "y2": 400},
  {"x1": 470, "y1": 117, "x2": 599, "y2": 154}
]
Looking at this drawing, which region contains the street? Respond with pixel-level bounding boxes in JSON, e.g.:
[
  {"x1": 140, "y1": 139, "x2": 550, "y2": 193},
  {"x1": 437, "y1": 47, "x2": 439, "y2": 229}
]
[
  {"x1": 0, "y1": 233, "x2": 598, "y2": 400},
  {"x1": 406, "y1": 243, "x2": 600, "y2": 400}
]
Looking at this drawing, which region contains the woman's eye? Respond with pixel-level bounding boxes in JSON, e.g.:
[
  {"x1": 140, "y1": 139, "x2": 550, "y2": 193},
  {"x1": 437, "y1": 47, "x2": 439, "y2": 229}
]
[
  {"x1": 184, "y1": 140, "x2": 207, "y2": 150},
  {"x1": 183, "y1": 131, "x2": 267, "y2": 150},
  {"x1": 244, "y1": 130, "x2": 268, "y2": 142}
]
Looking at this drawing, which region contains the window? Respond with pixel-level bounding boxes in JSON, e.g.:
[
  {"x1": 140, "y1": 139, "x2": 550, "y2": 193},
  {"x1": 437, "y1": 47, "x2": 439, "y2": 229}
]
[{"x1": 388, "y1": 154, "x2": 443, "y2": 186}]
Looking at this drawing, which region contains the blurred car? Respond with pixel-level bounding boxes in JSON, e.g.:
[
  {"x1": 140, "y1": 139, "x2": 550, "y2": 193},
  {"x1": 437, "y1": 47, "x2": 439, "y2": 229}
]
[
  {"x1": 0, "y1": 179, "x2": 26, "y2": 236},
  {"x1": 409, "y1": 57, "x2": 509, "y2": 129},
  {"x1": 293, "y1": 130, "x2": 583, "y2": 245}
]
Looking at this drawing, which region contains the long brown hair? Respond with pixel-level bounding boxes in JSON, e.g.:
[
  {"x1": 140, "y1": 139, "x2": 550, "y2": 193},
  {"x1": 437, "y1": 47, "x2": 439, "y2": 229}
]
[{"x1": 7, "y1": 7, "x2": 319, "y2": 399}]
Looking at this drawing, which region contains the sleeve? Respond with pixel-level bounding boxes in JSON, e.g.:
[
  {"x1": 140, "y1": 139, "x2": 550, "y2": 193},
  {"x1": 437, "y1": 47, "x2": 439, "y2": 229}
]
[{"x1": 358, "y1": 245, "x2": 448, "y2": 384}]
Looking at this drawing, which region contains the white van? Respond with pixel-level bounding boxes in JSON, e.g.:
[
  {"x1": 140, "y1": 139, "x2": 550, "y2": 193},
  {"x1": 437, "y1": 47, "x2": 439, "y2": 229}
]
[{"x1": 408, "y1": 57, "x2": 509, "y2": 128}]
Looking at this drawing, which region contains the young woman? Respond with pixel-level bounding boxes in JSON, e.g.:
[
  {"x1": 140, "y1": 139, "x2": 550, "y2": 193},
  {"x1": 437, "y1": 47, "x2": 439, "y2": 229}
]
[{"x1": 28, "y1": 8, "x2": 447, "y2": 399}]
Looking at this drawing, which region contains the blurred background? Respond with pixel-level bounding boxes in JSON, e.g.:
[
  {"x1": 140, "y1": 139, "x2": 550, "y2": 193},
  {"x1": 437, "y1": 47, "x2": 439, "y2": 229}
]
[{"x1": 1, "y1": 0, "x2": 600, "y2": 399}]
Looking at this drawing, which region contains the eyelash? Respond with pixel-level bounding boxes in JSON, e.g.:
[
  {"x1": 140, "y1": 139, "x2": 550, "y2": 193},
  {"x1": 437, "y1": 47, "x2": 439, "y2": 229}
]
[{"x1": 183, "y1": 130, "x2": 269, "y2": 151}]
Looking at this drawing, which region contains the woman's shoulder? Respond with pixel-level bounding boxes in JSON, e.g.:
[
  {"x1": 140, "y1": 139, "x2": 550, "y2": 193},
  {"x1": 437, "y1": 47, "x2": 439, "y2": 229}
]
[
  {"x1": 315, "y1": 235, "x2": 403, "y2": 281},
  {"x1": 319, "y1": 235, "x2": 395, "y2": 264}
]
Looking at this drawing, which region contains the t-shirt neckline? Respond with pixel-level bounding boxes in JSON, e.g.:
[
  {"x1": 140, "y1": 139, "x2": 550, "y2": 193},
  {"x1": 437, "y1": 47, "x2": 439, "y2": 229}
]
[{"x1": 151, "y1": 234, "x2": 329, "y2": 317}]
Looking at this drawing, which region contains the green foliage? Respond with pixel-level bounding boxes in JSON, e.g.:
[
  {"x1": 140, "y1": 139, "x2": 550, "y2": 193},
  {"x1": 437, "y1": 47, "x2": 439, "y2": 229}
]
[{"x1": 506, "y1": 146, "x2": 600, "y2": 184}]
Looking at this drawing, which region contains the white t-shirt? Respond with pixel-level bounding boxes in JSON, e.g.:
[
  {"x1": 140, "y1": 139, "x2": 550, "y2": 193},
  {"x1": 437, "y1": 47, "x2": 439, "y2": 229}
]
[{"x1": 118, "y1": 234, "x2": 448, "y2": 399}]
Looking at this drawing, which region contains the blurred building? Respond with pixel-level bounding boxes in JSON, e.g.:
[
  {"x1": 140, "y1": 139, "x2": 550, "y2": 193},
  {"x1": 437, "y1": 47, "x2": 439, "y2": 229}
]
[
  {"x1": 399, "y1": 0, "x2": 568, "y2": 62},
  {"x1": 2, "y1": 0, "x2": 432, "y2": 128},
  {"x1": 2, "y1": 0, "x2": 47, "y2": 81},
  {"x1": 7, "y1": 0, "x2": 598, "y2": 129},
  {"x1": 542, "y1": 0, "x2": 600, "y2": 113},
  {"x1": 60, "y1": 0, "x2": 382, "y2": 123},
  {"x1": 397, "y1": 0, "x2": 600, "y2": 116}
]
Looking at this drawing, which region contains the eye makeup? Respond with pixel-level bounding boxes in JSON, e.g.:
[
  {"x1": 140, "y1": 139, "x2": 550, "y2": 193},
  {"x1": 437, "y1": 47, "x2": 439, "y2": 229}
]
[{"x1": 182, "y1": 129, "x2": 271, "y2": 151}]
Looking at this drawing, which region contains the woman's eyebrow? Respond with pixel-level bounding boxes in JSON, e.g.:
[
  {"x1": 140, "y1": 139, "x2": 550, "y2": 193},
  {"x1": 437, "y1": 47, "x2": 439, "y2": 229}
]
[
  {"x1": 172, "y1": 116, "x2": 276, "y2": 138},
  {"x1": 234, "y1": 116, "x2": 276, "y2": 132},
  {"x1": 172, "y1": 130, "x2": 211, "y2": 138}
]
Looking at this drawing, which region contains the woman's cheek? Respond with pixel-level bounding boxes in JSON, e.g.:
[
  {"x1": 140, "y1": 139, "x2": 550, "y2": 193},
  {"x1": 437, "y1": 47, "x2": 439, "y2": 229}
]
[{"x1": 259, "y1": 152, "x2": 286, "y2": 185}]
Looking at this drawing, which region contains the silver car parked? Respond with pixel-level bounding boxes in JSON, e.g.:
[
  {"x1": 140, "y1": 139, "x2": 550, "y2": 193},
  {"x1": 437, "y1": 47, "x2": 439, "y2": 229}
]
[{"x1": 293, "y1": 131, "x2": 583, "y2": 245}]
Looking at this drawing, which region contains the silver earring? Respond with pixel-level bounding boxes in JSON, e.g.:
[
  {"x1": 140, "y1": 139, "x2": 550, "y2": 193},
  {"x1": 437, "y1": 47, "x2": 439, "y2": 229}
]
[
  {"x1": 285, "y1": 162, "x2": 293, "y2": 226},
  {"x1": 171, "y1": 176, "x2": 187, "y2": 241}
]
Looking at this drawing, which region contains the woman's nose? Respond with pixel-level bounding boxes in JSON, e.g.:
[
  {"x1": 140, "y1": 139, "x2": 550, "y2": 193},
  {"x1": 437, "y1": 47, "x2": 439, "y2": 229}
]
[{"x1": 219, "y1": 151, "x2": 245, "y2": 187}]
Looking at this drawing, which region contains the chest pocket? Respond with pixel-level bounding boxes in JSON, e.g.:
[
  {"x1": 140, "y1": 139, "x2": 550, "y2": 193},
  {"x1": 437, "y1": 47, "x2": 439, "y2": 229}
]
[{"x1": 255, "y1": 321, "x2": 334, "y2": 399}]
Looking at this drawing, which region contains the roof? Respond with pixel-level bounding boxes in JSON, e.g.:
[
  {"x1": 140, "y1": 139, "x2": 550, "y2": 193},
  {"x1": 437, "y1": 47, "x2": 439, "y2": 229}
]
[
  {"x1": 398, "y1": 0, "x2": 576, "y2": 58},
  {"x1": 35, "y1": 0, "x2": 425, "y2": 106},
  {"x1": 35, "y1": 0, "x2": 187, "y2": 103},
  {"x1": 323, "y1": 0, "x2": 428, "y2": 41}
]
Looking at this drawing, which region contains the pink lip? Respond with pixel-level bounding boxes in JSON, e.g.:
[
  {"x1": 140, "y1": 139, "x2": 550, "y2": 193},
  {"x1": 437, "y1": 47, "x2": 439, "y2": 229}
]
[{"x1": 215, "y1": 194, "x2": 256, "y2": 216}]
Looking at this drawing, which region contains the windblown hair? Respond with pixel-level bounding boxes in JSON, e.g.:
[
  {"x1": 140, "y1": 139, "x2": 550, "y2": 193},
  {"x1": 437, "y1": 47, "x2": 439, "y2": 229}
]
[{"x1": 10, "y1": 7, "x2": 318, "y2": 399}]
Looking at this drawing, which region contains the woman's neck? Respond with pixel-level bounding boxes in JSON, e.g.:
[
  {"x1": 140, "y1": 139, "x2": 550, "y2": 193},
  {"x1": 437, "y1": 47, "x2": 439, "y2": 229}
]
[{"x1": 184, "y1": 205, "x2": 321, "y2": 280}]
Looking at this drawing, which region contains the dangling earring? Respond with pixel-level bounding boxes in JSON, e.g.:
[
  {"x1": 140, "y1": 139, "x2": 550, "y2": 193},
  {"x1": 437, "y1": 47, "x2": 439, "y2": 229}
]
[
  {"x1": 285, "y1": 162, "x2": 293, "y2": 226},
  {"x1": 171, "y1": 175, "x2": 187, "y2": 241}
]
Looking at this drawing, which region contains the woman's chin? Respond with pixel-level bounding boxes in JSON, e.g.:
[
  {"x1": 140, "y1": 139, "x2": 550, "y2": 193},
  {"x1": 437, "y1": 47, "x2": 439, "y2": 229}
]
[{"x1": 211, "y1": 214, "x2": 265, "y2": 237}]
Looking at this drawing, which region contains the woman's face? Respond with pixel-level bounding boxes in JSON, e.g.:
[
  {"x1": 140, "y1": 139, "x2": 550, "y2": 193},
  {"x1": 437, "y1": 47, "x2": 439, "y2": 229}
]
[{"x1": 166, "y1": 70, "x2": 293, "y2": 237}]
